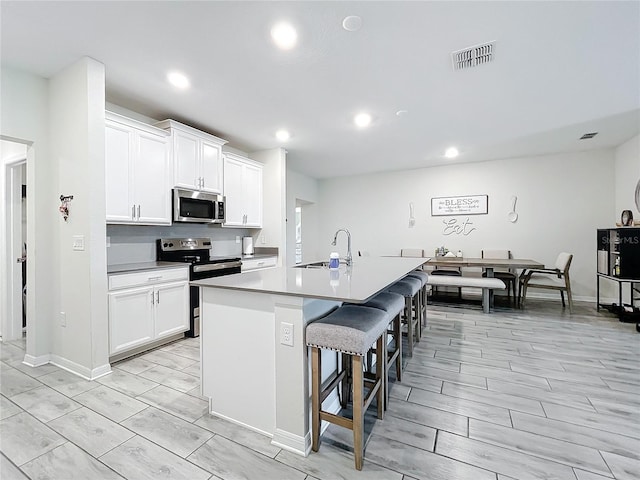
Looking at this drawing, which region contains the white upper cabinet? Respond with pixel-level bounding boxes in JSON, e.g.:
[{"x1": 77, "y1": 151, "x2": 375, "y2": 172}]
[
  {"x1": 105, "y1": 111, "x2": 171, "y2": 225},
  {"x1": 155, "y1": 119, "x2": 227, "y2": 194},
  {"x1": 223, "y1": 153, "x2": 263, "y2": 228}
]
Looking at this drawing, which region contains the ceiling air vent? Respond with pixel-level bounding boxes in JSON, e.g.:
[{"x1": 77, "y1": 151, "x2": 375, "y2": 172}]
[
  {"x1": 451, "y1": 41, "x2": 495, "y2": 70},
  {"x1": 579, "y1": 132, "x2": 598, "y2": 140}
]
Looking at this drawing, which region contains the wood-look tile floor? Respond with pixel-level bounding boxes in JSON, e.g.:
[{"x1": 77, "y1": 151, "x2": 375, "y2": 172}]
[{"x1": 1, "y1": 299, "x2": 639, "y2": 479}]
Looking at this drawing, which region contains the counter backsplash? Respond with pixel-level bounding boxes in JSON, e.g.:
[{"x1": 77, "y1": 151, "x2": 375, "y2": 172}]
[{"x1": 107, "y1": 224, "x2": 252, "y2": 265}]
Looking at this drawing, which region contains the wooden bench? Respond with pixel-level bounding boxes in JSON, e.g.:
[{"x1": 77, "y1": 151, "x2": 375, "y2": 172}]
[{"x1": 426, "y1": 275, "x2": 506, "y2": 313}]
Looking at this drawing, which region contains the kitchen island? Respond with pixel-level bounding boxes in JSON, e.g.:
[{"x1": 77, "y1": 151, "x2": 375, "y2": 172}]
[{"x1": 191, "y1": 256, "x2": 425, "y2": 456}]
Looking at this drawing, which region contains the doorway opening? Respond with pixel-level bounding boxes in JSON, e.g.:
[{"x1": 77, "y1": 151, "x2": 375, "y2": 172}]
[
  {"x1": 295, "y1": 206, "x2": 302, "y2": 264},
  {"x1": 2, "y1": 139, "x2": 28, "y2": 343}
]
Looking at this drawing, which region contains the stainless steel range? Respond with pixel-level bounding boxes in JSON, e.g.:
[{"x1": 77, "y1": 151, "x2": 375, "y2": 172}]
[{"x1": 157, "y1": 238, "x2": 241, "y2": 337}]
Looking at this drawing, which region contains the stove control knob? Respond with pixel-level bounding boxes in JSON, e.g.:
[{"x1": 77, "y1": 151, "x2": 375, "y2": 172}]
[
  {"x1": 163, "y1": 243, "x2": 168, "y2": 247},
  {"x1": 169, "y1": 243, "x2": 174, "y2": 247}
]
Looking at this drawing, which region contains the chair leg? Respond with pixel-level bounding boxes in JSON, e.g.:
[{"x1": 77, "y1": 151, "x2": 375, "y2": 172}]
[
  {"x1": 393, "y1": 314, "x2": 402, "y2": 381},
  {"x1": 377, "y1": 333, "x2": 385, "y2": 420},
  {"x1": 340, "y1": 352, "x2": 351, "y2": 408},
  {"x1": 414, "y1": 295, "x2": 421, "y2": 342},
  {"x1": 311, "y1": 347, "x2": 321, "y2": 452},
  {"x1": 560, "y1": 291, "x2": 566, "y2": 307},
  {"x1": 404, "y1": 296, "x2": 413, "y2": 357},
  {"x1": 352, "y1": 355, "x2": 364, "y2": 471},
  {"x1": 521, "y1": 282, "x2": 527, "y2": 308}
]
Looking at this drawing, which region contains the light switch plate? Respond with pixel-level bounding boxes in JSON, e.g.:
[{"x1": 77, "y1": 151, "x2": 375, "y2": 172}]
[{"x1": 72, "y1": 235, "x2": 85, "y2": 251}]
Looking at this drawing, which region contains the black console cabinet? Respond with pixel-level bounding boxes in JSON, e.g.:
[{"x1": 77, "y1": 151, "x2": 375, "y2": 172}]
[
  {"x1": 597, "y1": 228, "x2": 640, "y2": 279},
  {"x1": 597, "y1": 228, "x2": 640, "y2": 323}
]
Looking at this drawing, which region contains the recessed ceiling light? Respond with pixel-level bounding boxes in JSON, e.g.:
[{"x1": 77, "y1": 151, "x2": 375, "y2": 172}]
[
  {"x1": 167, "y1": 71, "x2": 190, "y2": 89},
  {"x1": 271, "y1": 22, "x2": 297, "y2": 50},
  {"x1": 396, "y1": 110, "x2": 408, "y2": 117},
  {"x1": 275, "y1": 129, "x2": 291, "y2": 142},
  {"x1": 342, "y1": 16, "x2": 362, "y2": 32},
  {"x1": 354, "y1": 112, "x2": 372, "y2": 128},
  {"x1": 445, "y1": 147, "x2": 459, "y2": 159}
]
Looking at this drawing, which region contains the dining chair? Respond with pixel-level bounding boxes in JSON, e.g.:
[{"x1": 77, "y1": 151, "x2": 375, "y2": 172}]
[
  {"x1": 518, "y1": 252, "x2": 574, "y2": 313},
  {"x1": 481, "y1": 249, "x2": 516, "y2": 304}
]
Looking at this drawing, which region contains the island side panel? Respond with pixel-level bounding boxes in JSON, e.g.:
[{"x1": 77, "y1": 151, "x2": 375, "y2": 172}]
[
  {"x1": 200, "y1": 287, "x2": 276, "y2": 437},
  {"x1": 272, "y1": 296, "x2": 341, "y2": 455}
]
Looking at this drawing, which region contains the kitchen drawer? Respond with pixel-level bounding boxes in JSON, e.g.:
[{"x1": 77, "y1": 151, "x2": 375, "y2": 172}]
[
  {"x1": 241, "y1": 256, "x2": 277, "y2": 272},
  {"x1": 109, "y1": 267, "x2": 189, "y2": 290}
]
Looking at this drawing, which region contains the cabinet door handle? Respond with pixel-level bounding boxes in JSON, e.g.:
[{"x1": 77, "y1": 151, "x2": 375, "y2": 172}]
[
  {"x1": 148, "y1": 276, "x2": 162, "y2": 281},
  {"x1": 132, "y1": 205, "x2": 136, "y2": 220},
  {"x1": 156, "y1": 291, "x2": 160, "y2": 304},
  {"x1": 137, "y1": 205, "x2": 141, "y2": 218},
  {"x1": 151, "y1": 292, "x2": 155, "y2": 305},
  {"x1": 201, "y1": 177, "x2": 205, "y2": 189}
]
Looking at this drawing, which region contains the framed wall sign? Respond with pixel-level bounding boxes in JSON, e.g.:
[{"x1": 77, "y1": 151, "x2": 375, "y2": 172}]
[{"x1": 431, "y1": 194, "x2": 488, "y2": 216}]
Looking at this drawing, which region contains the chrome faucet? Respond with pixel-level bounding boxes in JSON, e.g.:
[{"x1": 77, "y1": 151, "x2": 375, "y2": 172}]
[{"x1": 331, "y1": 229, "x2": 352, "y2": 266}]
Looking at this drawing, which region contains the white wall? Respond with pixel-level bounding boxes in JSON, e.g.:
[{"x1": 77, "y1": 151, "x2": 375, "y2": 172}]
[
  {"x1": 49, "y1": 58, "x2": 109, "y2": 377},
  {"x1": 1, "y1": 61, "x2": 110, "y2": 377},
  {"x1": 250, "y1": 148, "x2": 287, "y2": 266},
  {"x1": 285, "y1": 169, "x2": 319, "y2": 266},
  {"x1": 316, "y1": 150, "x2": 616, "y2": 301},
  {"x1": 1, "y1": 67, "x2": 53, "y2": 357},
  {"x1": 614, "y1": 134, "x2": 640, "y2": 218}
]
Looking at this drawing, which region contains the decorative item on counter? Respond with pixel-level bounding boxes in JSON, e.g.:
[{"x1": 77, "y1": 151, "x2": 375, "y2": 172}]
[
  {"x1": 435, "y1": 246, "x2": 449, "y2": 256},
  {"x1": 329, "y1": 252, "x2": 340, "y2": 269},
  {"x1": 621, "y1": 209, "x2": 634, "y2": 227},
  {"x1": 59, "y1": 195, "x2": 73, "y2": 222},
  {"x1": 408, "y1": 202, "x2": 415, "y2": 228}
]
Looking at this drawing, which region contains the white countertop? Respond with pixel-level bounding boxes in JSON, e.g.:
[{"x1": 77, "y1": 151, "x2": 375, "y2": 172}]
[{"x1": 191, "y1": 256, "x2": 426, "y2": 303}]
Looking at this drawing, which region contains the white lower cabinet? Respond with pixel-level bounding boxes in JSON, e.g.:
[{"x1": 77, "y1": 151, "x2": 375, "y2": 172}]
[
  {"x1": 108, "y1": 286, "x2": 155, "y2": 355},
  {"x1": 108, "y1": 267, "x2": 189, "y2": 356},
  {"x1": 154, "y1": 282, "x2": 190, "y2": 339}
]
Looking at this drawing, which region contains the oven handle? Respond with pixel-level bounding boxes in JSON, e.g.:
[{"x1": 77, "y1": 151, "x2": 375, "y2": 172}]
[{"x1": 193, "y1": 261, "x2": 242, "y2": 273}]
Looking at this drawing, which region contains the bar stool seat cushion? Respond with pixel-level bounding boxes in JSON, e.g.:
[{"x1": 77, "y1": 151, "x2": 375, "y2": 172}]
[
  {"x1": 361, "y1": 292, "x2": 405, "y2": 318},
  {"x1": 406, "y1": 271, "x2": 428, "y2": 286},
  {"x1": 306, "y1": 306, "x2": 390, "y2": 356},
  {"x1": 387, "y1": 277, "x2": 421, "y2": 297}
]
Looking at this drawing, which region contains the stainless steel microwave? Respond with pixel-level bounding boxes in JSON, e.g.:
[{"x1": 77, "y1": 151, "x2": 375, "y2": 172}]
[{"x1": 173, "y1": 188, "x2": 225, "y2": 224}]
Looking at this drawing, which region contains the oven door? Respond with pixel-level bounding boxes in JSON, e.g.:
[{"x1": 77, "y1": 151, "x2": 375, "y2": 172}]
[{"x1": 173, "y1": 189, "x2": 217, "y2": 223}]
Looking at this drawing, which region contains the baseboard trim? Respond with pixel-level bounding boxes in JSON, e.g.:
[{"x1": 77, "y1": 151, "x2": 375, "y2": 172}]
[
  {"x1": 49, "y1": 354, "x2": 112, "y2": 380},
  {"x1": 22, "y1": 353, "x2": 51, "y2": 367},
  {"x1": 272, "y1": 428, "x2": 311, "y2": 457}
]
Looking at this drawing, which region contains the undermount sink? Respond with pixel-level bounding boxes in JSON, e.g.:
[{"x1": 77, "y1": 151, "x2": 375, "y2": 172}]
[
  {"x1": 294, "y1": 261, "x2": 331, "y2": 269},
  {"x1": 294, "y1": 260, "x2": 349, "y2": 269}
]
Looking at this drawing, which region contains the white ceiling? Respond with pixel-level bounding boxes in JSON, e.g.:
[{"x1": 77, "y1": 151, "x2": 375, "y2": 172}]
[{"x1": 2, "y1": 1, "x2": 639, "y2": 179}]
